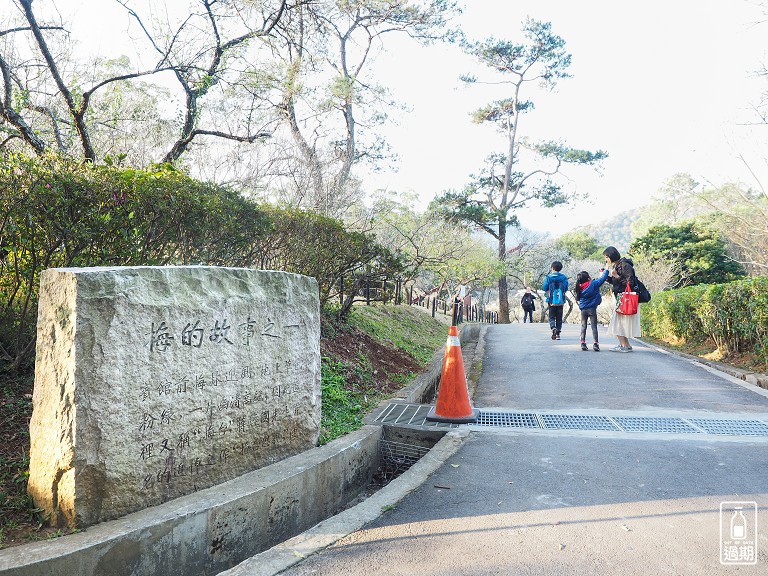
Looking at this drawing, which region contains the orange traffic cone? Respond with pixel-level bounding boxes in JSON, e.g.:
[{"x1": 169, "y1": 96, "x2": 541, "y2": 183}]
[{"x1": 426, "y1": 325, "x2": 479, "y2": 423}]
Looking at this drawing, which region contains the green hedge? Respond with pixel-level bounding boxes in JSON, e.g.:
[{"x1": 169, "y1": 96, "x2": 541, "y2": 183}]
[
  {"x1": 0, "y1": 153, "x2": 397, "y2": 372},
  {"x1": 641, "y1": 277, "x2": 768, "y2": 364}
]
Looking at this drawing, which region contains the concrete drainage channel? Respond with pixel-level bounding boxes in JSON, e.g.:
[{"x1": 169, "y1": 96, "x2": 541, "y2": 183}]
[
  {"x1": 218, "y1": 426, "x2": 465, "y2": 576},
  {"x1": 0, "y1": 424, "x2": 460, "y2": 576},
  {"x1": 0, "y1": 324, "x2": 482, "y2": 576}
]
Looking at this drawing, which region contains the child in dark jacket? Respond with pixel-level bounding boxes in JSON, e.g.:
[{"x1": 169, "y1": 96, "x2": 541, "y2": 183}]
[{"x1": 574, "y1": 269, "x2": 609, "y2": 351}]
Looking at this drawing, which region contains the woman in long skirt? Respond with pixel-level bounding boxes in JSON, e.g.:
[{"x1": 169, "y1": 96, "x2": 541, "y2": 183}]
[{"x1": 603, "y1": 246, "x2": 640, "y2": 352}]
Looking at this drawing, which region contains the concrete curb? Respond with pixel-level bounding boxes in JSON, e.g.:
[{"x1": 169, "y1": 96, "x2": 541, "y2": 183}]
[
  {"x1": 218, "y1": 429, "x2": 470, "y2": 576},
  {"x1": 467, "y1": 323, "x2": 487, "y2": 399}
]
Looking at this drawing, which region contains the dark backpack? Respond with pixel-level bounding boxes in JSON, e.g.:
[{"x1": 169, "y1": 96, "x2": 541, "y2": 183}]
[
  {"x1": 634, "y1": 278, "x2": 652, "y2": 303},
  {"x1": 549, "y1": 280, "x2": 565, "y2": 306},
  {"x1": 522, "y1": 293, "x2": 534, "y2": 309}
]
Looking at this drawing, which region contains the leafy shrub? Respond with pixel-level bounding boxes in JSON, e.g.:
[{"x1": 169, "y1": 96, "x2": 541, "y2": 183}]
[
  {"x1": 641, "y1": 277, "x2": 768, "y2": 365},
  {"x1": 0, "y1": 153, "x2": 273, "y2": 371},
  {"x1": 0, "y1": 153, "x2": 401, "y2": 372},
  {"x1": 255, "y1": 207, "x2": 401, "y2": 309}
]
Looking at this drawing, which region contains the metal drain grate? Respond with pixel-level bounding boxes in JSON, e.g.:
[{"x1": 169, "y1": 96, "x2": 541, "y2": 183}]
[
  {"x1": 374, "y1": 403, "x2": 459, "y2": 428},
  {"x1": 539, "y1": 413, "x2": 618, "y2": 431},
  {"x1": 372, "y1": 404, "x2": 768, "y2": 437},
  {"x1": 378, "y1": 439, "x2": 430, "y2": 468},
  {"x1": 376, "y1": 439, "x2": 431, "y2": 483},
  {"x1": 687, "y1": 418, "x2": 768, "y2": 436},
  {"x1": 613, "y1": 416, "x2": 701, "y2": 434},
  {"x1": 476, "y1": 411, "x2": 540, "y2": 428},
  {"x1": 375, "y1": 403, "x2": 429, "y2": 425}
]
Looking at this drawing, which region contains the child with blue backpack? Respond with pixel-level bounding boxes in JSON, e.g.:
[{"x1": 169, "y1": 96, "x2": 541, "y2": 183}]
[
  {"x1": 573, "y1": 268, "x2": 610, "y2": 351},
  {"x1": 542, "y1": 261, "x2": 569, "y2": 340}
]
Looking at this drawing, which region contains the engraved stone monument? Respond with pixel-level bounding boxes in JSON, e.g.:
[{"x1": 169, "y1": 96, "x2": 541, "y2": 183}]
[{"x1": 28, "y1": 266, "x2": 321, "y2": 528}]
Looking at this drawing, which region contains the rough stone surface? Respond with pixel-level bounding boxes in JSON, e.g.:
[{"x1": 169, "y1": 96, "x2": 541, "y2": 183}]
[
  {"x1": 28, "y1": 266, "x2": 320, "y2": 529},
  {"x1": 1, "y1": 427, "x2": 380, "y2": 576}
]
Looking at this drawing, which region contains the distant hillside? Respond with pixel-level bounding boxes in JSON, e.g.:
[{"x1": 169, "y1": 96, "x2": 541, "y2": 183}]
[{"x1": 572, "y1": 209, "x2": 642, "y2": 253}]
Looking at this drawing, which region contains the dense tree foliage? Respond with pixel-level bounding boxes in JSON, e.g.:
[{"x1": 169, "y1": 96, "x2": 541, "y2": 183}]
[
  {"x1": 629, "y1": 221, "x2": 745, "y2": 287},
  {"x1": 625, "y1": 173, "x2": 767, "y2": 278},
  {"x1": 554, "y1": 231, "x2": 603, "y2": 260}
]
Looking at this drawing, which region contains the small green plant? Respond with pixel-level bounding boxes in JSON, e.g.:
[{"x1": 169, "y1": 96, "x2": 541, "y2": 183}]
[
  {"x1": 319, "y1": 357, "x2": 370, "y2": 445},
  {"x1": 354, "y1": 352, "x2": 373, "y2": 382},
  {"x1": 389, "y1": 372, "x2": 416, "y2": 385},
  {"x1": 0, "y1": 371, "x2": 45, "y2": 548}
]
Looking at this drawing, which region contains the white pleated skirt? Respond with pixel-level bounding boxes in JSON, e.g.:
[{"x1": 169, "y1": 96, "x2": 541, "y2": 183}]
[{"x1": 607, "y1": 307, "x2": 641, "y2": 338}]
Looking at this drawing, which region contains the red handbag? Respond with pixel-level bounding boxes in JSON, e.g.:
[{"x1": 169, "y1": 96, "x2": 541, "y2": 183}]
[{"x1": 617, "y1": 282, "x2": 638, "y2": 315}]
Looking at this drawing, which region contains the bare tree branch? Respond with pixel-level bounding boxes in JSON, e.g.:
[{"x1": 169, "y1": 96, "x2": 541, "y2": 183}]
[
  {"x1": 0, "y1": 53, "x2": 47, "y2": 153},
  {"x1": 0, "y1": 24, "x2": 63, "y2": 37},
  {"x1": 146, "y1": 0, "x2": 288, "y2": 162},
  {"x1": 192, "y1": 128, "x2": 273, "y2": 142},
  {"x1": 18, "y1": 0, "x2": 96, "y2": 159}
]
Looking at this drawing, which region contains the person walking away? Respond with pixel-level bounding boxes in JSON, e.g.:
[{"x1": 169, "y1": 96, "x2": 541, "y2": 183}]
[
  {"x1": 452, "y1": 293, "x2": 462, "y2": 325},
  {"x1": 521, "y1": 287, "x2": 537, "y2": 323},
  {"x1": 573, "y1": 269, "x2": 609, "y2": 351},
  {"x1": 542, "y1": 261, "x2": 569, "y2": 340},
  {"x1": 603, "y1": 246, "x2": 640, "y2": 352}
]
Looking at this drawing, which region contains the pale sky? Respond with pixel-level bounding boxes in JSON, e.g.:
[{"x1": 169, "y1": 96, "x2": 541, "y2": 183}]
[
  {"x1": 14, "y1": 1, "x2": 768, "y2": 237},
  {"x1": 368, "y1": 0, "x2": 768, "y2": 235}
]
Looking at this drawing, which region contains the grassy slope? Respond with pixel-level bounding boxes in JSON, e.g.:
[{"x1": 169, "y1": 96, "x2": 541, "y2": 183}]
[{"x1": 319, "y1": 305, "x2": 448, "y2": 444}]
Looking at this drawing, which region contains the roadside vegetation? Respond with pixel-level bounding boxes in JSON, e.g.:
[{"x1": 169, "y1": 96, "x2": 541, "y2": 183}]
[
  {"x1": 640, "y1": 277, "x2": 768, "y2": 373},
  {"x1": 0, "y1": 371, "x2": 38, "y2": 547}
]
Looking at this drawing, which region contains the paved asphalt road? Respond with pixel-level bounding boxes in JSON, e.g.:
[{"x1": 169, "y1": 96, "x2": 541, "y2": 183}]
[{"x1": 273, "y1": 323, "x2": 768, "y2": 575}]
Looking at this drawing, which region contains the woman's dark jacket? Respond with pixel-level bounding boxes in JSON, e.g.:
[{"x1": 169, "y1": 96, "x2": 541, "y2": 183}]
[{"x1": 606, "y1": 258, "x2": 637, "y2": 294}]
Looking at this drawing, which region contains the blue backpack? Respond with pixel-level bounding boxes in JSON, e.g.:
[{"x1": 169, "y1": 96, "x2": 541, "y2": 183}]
[{"x1": 549, "y1": 280, "x2": 565, "y2": 306}]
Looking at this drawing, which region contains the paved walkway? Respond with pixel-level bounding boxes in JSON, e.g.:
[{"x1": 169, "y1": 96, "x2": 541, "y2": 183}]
[{"x1": 247, "y1": 323, "x2": 768, "y2": 575}]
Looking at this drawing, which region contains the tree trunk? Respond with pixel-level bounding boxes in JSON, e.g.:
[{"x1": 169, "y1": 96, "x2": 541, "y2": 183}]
[
  {"x1": 497, "y1": 220, "x2": 510, "y2": 323},
  {"x1": 563, "y1": 298, "x2": 574, "y2": 322},
  {"x1": 498, "y1": 275, "x2": 510, "y2": 323},
  {"x1": 20, "y1": 0, "x2": 96, "y2": 160},
  {"x1": 337, "y1": 277, "x2": 363, "y2": 321}
]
